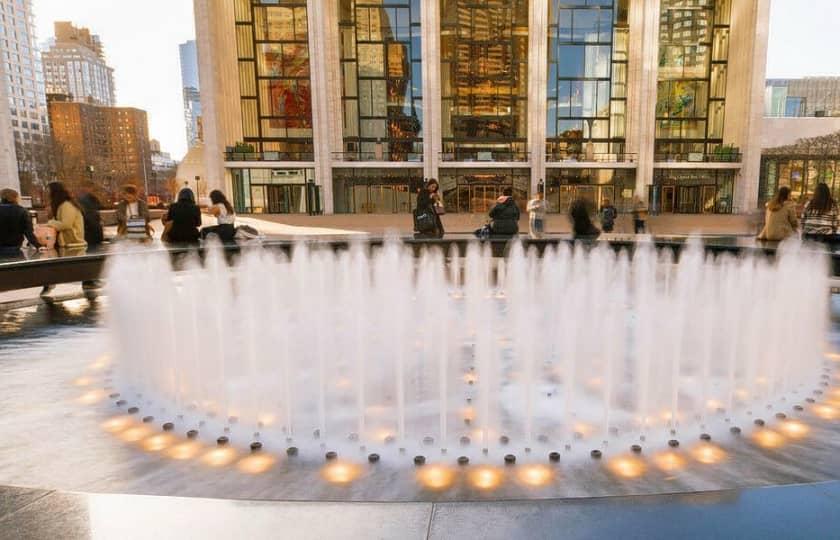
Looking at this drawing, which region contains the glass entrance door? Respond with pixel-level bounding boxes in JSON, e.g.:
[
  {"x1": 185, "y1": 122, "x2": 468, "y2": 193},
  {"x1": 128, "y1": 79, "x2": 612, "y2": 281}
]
[
  {"x1": 470, "y1": 185, "x2": 500, "y2": 213},
  {"x1": 701, "y1": 185, "x2": 716, "y2": 214},
  {"x1": 662, "y1": 186, "x2": 675, "y2": 213}
]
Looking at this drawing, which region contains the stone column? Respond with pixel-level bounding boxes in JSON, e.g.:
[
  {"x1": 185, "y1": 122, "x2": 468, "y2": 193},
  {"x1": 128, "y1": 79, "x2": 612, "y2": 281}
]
[
  {"x1": 194, "y1": 0, "x2": 242, "y2": 194},
  {"x1": 0, "y1": 57, "x2": 19, "y2": 192},
  {"x1": 528, "y1": 0, "x2": 549, "y2": 195},
  {"x1": 627, "y1": 0, "x2": 660, "y2": 198},
  {"x1": 726, "y1": 0, "x2": 770, "y2": 212},
  {"x1": 422, "y1": 0, "x2": 442, "y2": 181},
  {"x1": 307, "y1": 0, "x2": 340, "y2": 213}
]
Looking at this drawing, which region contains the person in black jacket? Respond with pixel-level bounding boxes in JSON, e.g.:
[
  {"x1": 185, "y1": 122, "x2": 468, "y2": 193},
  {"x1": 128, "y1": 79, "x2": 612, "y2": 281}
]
[
  {"x1": 414, "y1": 179, "x2": 444, "y2": 238},
  {"x1": 0, "y1": 188, "x2": 41, "y2": 253},
  {"x1": 162, "y1": 188, "x2": 201, "y2": 244},
  {"x1": 77, "y1": 181, "x2": 104, "y2": 247},
  {"x1": 570, "y1": 198, "x2": 601, "y2": 240},
  {"x1": 488, "y1": 187, "x2": 520, "y2": 237}
]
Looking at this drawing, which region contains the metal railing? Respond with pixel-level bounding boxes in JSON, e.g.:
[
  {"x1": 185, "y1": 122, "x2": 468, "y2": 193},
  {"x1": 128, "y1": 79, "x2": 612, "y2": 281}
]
[
  {"x1": 654, "y1": 152, "x2": 743, "y2": 163},
  {"x1": 439, "y1": 150, "x2": 530, "y2": 162},
  {"x1": 332, "y1": 151, "x2": 424, "y2": 162},
  {"x1": 224, "y1": 151, "x2": 315, "y2": 162},
  {"x1": 546, "y1": 152, "x2": 638, "y2": 163}
]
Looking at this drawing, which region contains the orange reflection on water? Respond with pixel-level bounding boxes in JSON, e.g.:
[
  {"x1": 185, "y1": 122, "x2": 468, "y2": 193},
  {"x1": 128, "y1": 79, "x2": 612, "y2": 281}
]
[
  {"x1": 516, "y1": 465, "x2": 554, "y2": 487},
  {"x1": 690, "y1": 444, "x2": 727, "y2": 465},
  {"x1": 237, "y1": 453, "x2": 277, "y2": 474},
  {"x1": 101, "y1": 416, "x2": 133, "y2": 434},
  {"x1": 119, "y1": 425, "x2": 153, "y2": 443},
  {"x1": 778, "y1": 420, "x2": 810, "y2": 439},
  {"x1": 607, "y1": 455, "x2": 646, "y2": 479},
  {"x1": 321, "y1": 461, "x2": 362, "y2": 485},
  {"x1": 73, "y1": 376, "x2": 93, "y2": 387},
  {"x1": 752, "y1": 429, "x2": 785, "y2": 449},
  {"x1": 652, "y1": 451, "x2": 686, "y2": 473},
  {"x1": 416, "y1": 464, "x2": 456, "y2": 490},
  {"x1": 165, "y1": 441, "x2": 203, "y2": 460},
  {"x1": 812, "y1": 404, "x2": 838, "y2": 420},
  {"x1": 142, "y1": 434, "x2": 175, "y2": 452},
  {"x1": 77, "y1": 389, "x2": 107, "y2": 405},
  {"x1": 468, "y1": 466, "x2": 502, "y2": 490},
  {"x1": 201, "y1": 447, "x2": 238, "y2": 467}
]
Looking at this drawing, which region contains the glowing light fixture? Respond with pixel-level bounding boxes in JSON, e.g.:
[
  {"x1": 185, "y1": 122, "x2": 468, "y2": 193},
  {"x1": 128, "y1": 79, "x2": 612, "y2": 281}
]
[
  {"x1": 237, "y1": 454, "x2": 277, "y2": 474},
  {"x1": 607, "y1": 456, "x2": 646, "y2": 479},
  {"x1": 201, "y1": 447, "x2": 238, "y2": 467},
  {"x1": 321, "y1": 461, "x2": 362, "y2": 485},
  {"x1": 165, "y1": 441, "x2": 203, "y2": 460},
  {"x1": 516, "y1": 465, "x2": 554, "y2": 487},
  {"x1": 652, "y1": 451, "x2": 686, "y2": 473},
  {"x1": 417, "y1": 464, "x2": 456, "y2": 490},
  {"x1": 690, "y1": 444, "x2": 727, "y2": 465},
  {"x1": 752, "y1": 429, "x2": 785, "y2": 449},
  {"x1": 778, "y1": 420, "x2": 810, "y2": 439},
  {"x1": 468, "y1": 466, "x2": 502, "y2": 490}
]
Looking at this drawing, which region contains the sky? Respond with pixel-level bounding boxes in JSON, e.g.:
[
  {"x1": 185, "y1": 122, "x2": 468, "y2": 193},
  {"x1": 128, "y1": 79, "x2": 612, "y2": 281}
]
[
  {"x1": 34, "y1": 0, "x2": 195, "y2": 160},
  {"x1": 31, "y1": 0, "x2": 839, "y2": 162}
]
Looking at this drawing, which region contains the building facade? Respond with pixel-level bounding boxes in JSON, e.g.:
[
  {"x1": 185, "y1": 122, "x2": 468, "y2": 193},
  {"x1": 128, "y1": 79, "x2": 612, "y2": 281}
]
[
  {"x1": 179, "y1": 40, "x2": 203, "y2": 148},
  {"x1": 0, "y1": 0, "x2": 50, "y2": 196},
  {"x1": 42, "y1": 22, "x2": 116, "y2": 107},
  {"x1": 48, "y1": 94, "x2": 153, "y2": 203},
  {"x1": 196, "y1": 0, "x2": 769, "y2": 216},
  {"x1": 765, "y1": 77, "x2": 840, "y2": 118}
]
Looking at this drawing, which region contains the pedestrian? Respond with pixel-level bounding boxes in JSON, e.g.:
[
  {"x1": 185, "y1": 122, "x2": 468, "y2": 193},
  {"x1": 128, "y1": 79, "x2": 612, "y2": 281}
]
[
  {"x1": 116, "y1": 184, "x2": 152, "y2": 240},
  {"x1": 526, "y1": 189, "x2": 549, "y2": 239},
  {"x1": 201, "y1": 189, "x2": 237, "y2": 242},
  {"x1": 77, "y1": 181, "x2": 104, "y2": 247},
  {"x1": 46, "y1": 182, "x2": 87, "y2": 249},
  {"x1": 414, "y1": 179, "x2": 444, "y2": 239},
  {"x1": 488, "y1": 187, "x2": 520, "y2": 237},
  {"x1": 800, "y1": 182, "x2": 838, "y2": 243},
  {"x1": 162, "y1": 188, "x2": 201, "y2": 245},
  {"x1": 599, "y1": 198, "x2": 618, "y2": 233},
  {"x1": 570, "y1": 198, "x2": 601, "y2": 240},
  {"x1": 757, "y1": 186, "x2": 798, "y2": 241},
  {"x1": 0, "y1": 188, "x2": 42, "y2": 253},
  {"x1": 632, "y1": 195, "x2": 648, "y2": 234},
  {"x1": 42, "y1": 181, "x2": 88, "y2": 296}
]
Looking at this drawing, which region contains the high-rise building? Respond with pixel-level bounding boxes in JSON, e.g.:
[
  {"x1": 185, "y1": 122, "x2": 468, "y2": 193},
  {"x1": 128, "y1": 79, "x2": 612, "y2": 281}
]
[
  {"x1": 42, "y1": 22, "x2": 116, "y2": 107},
  {"x1": 195, "y1": 0, "x2": 769, "y2": 216},
  {"x1": 47, "y1": 94, "x2": 152, "y2": 202},
  {"x1": 0, "y1": 0, "x2": 51, "y2": 197},
  {"x1": 179, "y1": 40, "x2": 202, "y2": 149}
]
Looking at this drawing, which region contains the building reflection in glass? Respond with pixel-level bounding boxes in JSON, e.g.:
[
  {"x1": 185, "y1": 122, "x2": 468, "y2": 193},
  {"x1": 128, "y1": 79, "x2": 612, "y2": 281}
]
[
  {"x1": 339, "y1": 1, "x2": 423, "y2": 161},
  {"x1": 546, "y1": 168, "x2": 635, "y2": 213},
  {"x1": 231, "y1": 168, "x2": 319, "y2": 214},
  {"x1": 439, "y1": 168, "x2": 529, "y2": 213},
  {"x1": 655, "y1": 0, "x2": 731, "y2": 159},
  {"x1": 235, "y1": 0, "x2": 314, "y2": 160},
  {"x1": 547, "y1": 0, "x2": 628, "y2": 162},
  {"x1": 333, "y1": 168, "x2": 422, "y2": 213},
  {"x1": 440, "y1": 0, "x2": 529, "y2": 161}
]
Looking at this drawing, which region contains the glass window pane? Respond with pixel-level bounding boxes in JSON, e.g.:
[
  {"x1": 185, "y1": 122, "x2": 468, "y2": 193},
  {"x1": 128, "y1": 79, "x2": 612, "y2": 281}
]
[
  {"x1": 585, "y1": 45, "x2": 611, "y2": 78},
  {"x1": 573, "y1": 10, "x2": 598, "y2": 42},
  {"x1": 357, "y1": 44, "x2": 384, "y2": 76},
  {"x1": 558, "y1": 45, "x2": 584, "y2": 77}
]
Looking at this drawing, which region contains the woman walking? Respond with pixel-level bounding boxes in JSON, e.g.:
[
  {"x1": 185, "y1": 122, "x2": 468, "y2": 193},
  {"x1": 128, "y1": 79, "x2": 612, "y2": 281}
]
[
  {"x1": 201, "y1": 190, "x2": 237, "y2": 242},
  {"x1": 801, "y1": 182, "x2": 838, "y2": 243},
  {"x1": 757, "y1": 186, "x2": 798, "y2": 241}
]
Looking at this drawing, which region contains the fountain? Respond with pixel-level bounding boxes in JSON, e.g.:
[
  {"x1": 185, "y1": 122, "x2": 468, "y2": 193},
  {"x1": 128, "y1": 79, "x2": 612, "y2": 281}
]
[{"x1": 103, "y1": 238, "x2": 829, "y2": 464}]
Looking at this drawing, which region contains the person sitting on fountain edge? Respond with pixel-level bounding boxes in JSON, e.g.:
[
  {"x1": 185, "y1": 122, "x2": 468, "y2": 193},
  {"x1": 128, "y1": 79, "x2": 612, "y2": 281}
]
[
  {"x1": 0, "y1": 188, "x2": 41, "y2": 253},
  {"x1": 488, "y1": 187, "x2": 520, "y2": 237},
  {"x1": 570, "y1": 198, "x2": 601, "y2": 240}
]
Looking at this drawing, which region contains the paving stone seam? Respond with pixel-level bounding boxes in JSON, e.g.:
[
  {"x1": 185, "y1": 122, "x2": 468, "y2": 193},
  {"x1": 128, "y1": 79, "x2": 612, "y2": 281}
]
[{"x1": 0, "y1": 490, "x2": 55, "y2": 525}]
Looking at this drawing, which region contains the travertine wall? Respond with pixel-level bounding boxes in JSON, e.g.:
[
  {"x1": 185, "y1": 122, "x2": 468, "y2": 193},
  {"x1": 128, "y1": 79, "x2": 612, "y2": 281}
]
[{"x1": 0, "y1": 57, "x2": 19, "y2": 192}]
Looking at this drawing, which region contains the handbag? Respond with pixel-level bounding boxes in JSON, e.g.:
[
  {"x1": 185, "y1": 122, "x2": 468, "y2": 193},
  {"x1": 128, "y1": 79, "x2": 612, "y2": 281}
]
[
  {"x1": 414, "y1": 208, "x2": 437, "y2": 233},
  {"x1": 434, "y1": 202, "x2": 446, "y2": 215},
  {"x1": 34, "y1": 225, "x2": 57, "y2": 250}
]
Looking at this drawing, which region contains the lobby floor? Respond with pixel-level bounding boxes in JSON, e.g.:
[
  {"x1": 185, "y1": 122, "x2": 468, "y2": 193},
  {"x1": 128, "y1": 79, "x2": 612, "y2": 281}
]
[{"x1": 1, "y1": 481, "x2": 839, "y2": 540}]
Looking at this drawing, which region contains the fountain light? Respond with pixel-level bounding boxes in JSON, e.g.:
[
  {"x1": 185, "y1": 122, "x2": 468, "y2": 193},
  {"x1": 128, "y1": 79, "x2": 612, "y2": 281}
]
[
  {"x1": 586, "y1": 377, "x2": 603, "y2": 390},
  {"x1": 573, "y1": 422, "x2": 593, "y2": 438},
  {"x1": 690, "y1": 444, "x2": 727, "y2": 465},
  {"x1": 824, "y1": 352, "x2": 840, "y2": 361},
  {"x1": 142, "y1": 434, "x2": 175, "y2": 452},
  {"x1": 752, "y1": 429, "x2": 785, "y2": 449},
  {"x1": 463, "y1": 373, "x2": 477, "y2": 385},
  {"x1": 652, "y1": 451, "x2": 686, "y2": 473},
  {"x1": 257, "y1": 414, "x2": 276, "y2": 426},
  {"x1": 201, "y1": 447, "x2": 238, "y2": 467},
  {"x1": 468, "y1": 466, "x2": 502, "y2": 490},
  {"x1": 812, "y1": 404, "x2": 838, "y2": 420},
  {"x1": 516, "y1": 465, "x2": 553, "y2": 487},
  {"x1": 88, "y1": 355, "x2": 111, "y2": 371},
  {"x1": 735, "y1": 388, "x2": 749, "y2": 400},
  {"x1": 119, "y1": 425, "x2": 153, "y2": 442},
  {"x1": 416, "y1": 464, "x2": 456, "y2": 490},
  {"x1": 321, "y1": 461, "x2": 362, "y2": 485},
  {"x1": 778, "y1": 420, "x2": 810, "y2": 439},
  {"x1": 77, "y1": 389, "x2": 107, "y2": 405},
  {"x1": 165, "y1": 441, "x2": 203, "y2": 460},
  {"x1": 101, "y1": 416, "x2": 132, "y2": 433},
  {"x1": 756, "y1": 376, "x2": 769, "y2": 386},
  {"x1": 237, "y1": 453, "x2": 276, "y2": 474},
  {"x1": 705, "y1": 399, "x2": 723, "y2": 410},
  {"x1": 73, "y1": 376, "x2": 93, "y2": 387},
  {"x1": 335, "y1": 378, "x2": 352, "y2": 389},
  {"x1": 607, "y1": 455, "x2": 646, "y2": 479}
]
